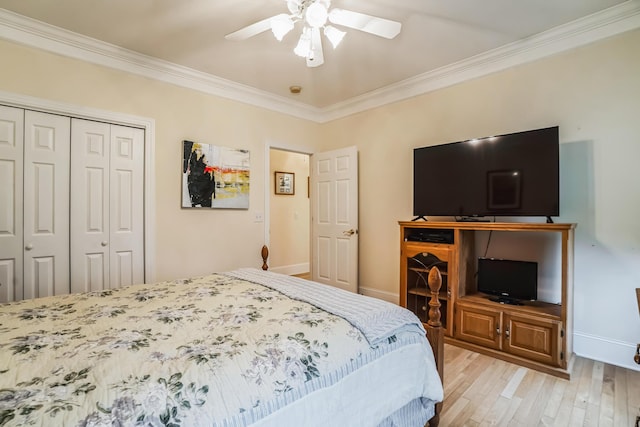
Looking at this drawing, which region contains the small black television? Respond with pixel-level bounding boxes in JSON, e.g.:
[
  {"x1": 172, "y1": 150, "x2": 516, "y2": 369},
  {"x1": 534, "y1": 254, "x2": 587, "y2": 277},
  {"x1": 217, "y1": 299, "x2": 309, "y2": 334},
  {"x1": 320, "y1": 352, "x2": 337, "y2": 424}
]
[
  {"x1": 413, "y1": 126, "x2": 559, "y2": 219},
  {"x1": 477, "y1": 258, "x2": 537, "y2": 304}
]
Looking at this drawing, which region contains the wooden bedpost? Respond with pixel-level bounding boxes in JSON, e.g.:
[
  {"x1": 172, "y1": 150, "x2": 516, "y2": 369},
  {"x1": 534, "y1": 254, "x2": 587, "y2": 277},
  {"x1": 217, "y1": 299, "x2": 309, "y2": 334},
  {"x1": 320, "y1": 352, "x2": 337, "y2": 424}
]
[
  {"x1": 261, "y1": 245, "x2": 269, "y2": 270},
  {"x1": 426, "y1": 266, "x2": 444, "y2": 427}
]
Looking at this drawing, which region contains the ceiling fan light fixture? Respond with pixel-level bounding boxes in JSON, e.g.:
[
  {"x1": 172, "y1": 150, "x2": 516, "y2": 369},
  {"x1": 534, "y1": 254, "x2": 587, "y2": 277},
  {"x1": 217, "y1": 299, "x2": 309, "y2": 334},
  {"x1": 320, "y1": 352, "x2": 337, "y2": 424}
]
[
  {"x1": 286, "y1": 0, "x2": 302, "y2": 15},
  {"x1": 270, "y1": 15, "x2": 294, "y2": 41},
  {"x1": 225, "y1": 0, "x2": 401, "y2": 68},
  {"x1": 305, "y1": 2, "x2": 328, "y2": 28},
  {"x1": 324, "y1": 25, "x2": 345, "y2": 48},
  {"x1": 294, "y1": 27, "x2": 312, "y2": 58}
]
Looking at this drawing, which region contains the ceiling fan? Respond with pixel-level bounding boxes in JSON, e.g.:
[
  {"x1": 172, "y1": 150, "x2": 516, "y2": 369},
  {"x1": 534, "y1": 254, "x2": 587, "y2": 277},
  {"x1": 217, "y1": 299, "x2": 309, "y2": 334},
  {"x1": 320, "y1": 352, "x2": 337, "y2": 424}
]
[{"x1": 224, "y1": 0, "x2": 402, "y2": 68}]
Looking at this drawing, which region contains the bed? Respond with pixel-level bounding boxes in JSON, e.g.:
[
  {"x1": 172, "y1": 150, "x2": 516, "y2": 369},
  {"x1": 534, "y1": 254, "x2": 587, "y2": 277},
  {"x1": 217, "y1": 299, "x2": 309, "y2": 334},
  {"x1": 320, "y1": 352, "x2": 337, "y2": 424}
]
[{"x1": 0, "y1": 260, "x2": 444, "y2": 426}]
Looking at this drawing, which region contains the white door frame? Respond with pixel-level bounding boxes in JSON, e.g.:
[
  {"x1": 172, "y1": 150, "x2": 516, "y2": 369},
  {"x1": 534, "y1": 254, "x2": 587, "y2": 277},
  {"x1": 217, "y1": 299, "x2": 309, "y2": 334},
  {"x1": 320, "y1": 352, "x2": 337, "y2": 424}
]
[
  {"x1": 263, "y1": 141, "x2": 312, "y2": 267},
  {"x1": 0, "y1": 90, "x2": 157, "y2": 283}
]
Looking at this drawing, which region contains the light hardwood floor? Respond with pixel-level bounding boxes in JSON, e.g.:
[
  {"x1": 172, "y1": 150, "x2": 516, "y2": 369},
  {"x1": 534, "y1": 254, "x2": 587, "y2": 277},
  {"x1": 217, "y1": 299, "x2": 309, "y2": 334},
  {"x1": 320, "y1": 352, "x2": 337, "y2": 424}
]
[
  {"x1": 440, "y1": 344, "x2": 640, "y2": 426},
  {"x1": 290, "y1": 274, "x2": 639, "y2": 425}
]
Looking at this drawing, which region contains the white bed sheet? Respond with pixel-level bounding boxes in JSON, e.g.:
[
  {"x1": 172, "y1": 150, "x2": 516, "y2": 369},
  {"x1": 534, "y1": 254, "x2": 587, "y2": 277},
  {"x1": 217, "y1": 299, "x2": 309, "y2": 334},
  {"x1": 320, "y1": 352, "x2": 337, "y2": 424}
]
[{"x1": 253, "y1": 340, "x2": 442, "y2": 426}]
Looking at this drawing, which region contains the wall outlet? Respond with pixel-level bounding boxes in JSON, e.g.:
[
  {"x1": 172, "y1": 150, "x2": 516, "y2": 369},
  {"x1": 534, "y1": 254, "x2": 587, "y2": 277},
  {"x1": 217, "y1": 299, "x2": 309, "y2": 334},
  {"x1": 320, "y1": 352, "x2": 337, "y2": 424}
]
[{"x1": 254, "y1": 212, "x2": 264, "y2": 223}]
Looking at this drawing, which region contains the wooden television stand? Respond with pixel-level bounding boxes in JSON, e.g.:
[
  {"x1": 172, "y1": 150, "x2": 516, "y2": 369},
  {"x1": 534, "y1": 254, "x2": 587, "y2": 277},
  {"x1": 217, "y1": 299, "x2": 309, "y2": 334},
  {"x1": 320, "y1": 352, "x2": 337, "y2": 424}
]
[{"x1": 399, "y1": 221, "x2": 576, "y2": 379}]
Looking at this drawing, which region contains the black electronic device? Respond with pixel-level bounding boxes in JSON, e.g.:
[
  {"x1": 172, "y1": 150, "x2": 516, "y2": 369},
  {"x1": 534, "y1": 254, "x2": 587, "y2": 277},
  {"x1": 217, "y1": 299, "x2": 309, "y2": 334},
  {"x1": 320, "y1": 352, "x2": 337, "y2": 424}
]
[
  {"x1": 413, "y1": 126, "x2": 559, "y2": 220},
  {"x1": 477, "y1": 257, "x2": 537, "y2": 305},
  {"x1": 406, "y1": 229, "x2": 454, "y2": 244}
]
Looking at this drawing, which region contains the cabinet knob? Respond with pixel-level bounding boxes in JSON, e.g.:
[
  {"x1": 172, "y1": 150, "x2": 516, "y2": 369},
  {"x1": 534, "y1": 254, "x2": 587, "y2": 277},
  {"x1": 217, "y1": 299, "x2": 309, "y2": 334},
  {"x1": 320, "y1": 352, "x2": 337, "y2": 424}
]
[
  {"x1": 496, "y1": 327, "x2": 501, "y2": 335},
  {"x1": 101, "y1": 241, "x2": 108, "y2": 247},
  {"x1": 505, "y1": 329, "x2": 510, "y2": 339},
  {"x1": 25, "y1": 243, "x2": 33, "y2": 251}
]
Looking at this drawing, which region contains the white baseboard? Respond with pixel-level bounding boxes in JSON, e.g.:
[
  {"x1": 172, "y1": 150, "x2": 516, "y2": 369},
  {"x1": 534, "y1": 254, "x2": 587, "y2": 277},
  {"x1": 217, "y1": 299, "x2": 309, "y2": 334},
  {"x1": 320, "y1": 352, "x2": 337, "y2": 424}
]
[
  {"x1": 358, "y1": 286, "x2": 399, "y2": 305},
  {"x1": 573, "y1": 331, "x2": 640, "y2": 371},
  {"x1": 269, "y1": 263, "x2": 309, "y2": 276}
]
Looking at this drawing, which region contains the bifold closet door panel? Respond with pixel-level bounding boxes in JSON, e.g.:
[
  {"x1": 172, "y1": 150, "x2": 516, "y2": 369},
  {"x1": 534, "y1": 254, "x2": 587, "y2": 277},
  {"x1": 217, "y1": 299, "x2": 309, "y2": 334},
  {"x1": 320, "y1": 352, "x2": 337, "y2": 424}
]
[
  {"x1": 109, "y1": 124, "x2": 144, "y2": 289},
  {"x1": 70, "y1": 119, "x2": 111, "y2": 293},
  {"x1": 71, "y1": 119, "x2": 144, "y2": 293},
  {"x1": 0, "y1": 105, "x2": 24, "y2": 302},
  {"x1": 23, "y1": 110, "x2": 71, "y2": 299}
]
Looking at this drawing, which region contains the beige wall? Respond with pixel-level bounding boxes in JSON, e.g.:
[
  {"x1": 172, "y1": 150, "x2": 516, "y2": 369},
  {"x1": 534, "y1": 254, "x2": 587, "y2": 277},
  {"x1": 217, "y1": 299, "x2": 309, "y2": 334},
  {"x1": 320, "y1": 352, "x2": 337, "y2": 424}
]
[
  {"x1": 0, "y1": 39, "x2": 322, "y2": 281},
  {"x1": 269, "y1": 150, "x2": 310, "y2": 274},
  {"x1": 1, "y1": 28, "x2": 639, "y2": 369},
  {"x1": 323, "y1": 29, "x2": 640, "y2": 369}
]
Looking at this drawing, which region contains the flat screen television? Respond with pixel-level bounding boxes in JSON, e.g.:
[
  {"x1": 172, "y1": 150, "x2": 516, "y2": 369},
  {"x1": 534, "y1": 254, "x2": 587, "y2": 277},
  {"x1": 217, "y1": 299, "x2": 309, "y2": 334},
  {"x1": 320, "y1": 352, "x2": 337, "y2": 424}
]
[
  {"x1": 477, "y1": 257, "x2": 537, "y2": 304},
  {"x1": 413, "y1": 126, "x2": 559, "y2": 220}
]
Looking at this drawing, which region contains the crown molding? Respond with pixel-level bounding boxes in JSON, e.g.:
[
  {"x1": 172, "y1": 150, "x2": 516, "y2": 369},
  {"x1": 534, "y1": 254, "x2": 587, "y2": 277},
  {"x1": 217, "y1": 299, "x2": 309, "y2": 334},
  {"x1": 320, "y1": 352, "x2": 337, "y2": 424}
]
[
  {"x1": 318, "y1": 0, "x2": 640, "y2": 122},
  {"x1": 0, "y1": 8, "x2": 323, "y2": 122},
  {"x1": 1, "y1": 2, "x2": 639, "y2": 124}
]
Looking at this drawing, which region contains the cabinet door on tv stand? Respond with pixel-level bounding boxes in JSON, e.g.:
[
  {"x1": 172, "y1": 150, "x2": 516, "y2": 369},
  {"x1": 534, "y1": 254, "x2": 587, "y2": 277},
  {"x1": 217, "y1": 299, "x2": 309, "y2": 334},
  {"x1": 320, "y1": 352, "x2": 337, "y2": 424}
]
[
  {"x1": 503, "y1": 313, "x2": 562, "y2": 367},
  {"x1": 403, "y1": 243, "x2": 453, "y2": 336},
  {"x1": 455, "y1": 303, "x2": 502, "y2": 350}
]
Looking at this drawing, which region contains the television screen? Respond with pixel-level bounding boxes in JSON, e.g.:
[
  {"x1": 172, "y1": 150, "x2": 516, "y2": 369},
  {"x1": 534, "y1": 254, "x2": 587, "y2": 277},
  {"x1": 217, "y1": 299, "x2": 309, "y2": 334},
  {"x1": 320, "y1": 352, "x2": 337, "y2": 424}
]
[
  {"x1": 413, "y1": 126, "x2": 559, "y2": 219},
  {"x1": 477, "y1": 258, "x2": 538, "y2": 302}
]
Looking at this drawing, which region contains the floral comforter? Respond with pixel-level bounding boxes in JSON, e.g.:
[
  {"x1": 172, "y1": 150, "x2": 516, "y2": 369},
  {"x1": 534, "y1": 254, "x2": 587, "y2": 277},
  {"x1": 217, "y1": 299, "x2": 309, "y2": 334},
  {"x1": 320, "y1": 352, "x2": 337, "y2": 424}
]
[{"x1": 0, "y1": 269, "x2": 438, "y2": 426}]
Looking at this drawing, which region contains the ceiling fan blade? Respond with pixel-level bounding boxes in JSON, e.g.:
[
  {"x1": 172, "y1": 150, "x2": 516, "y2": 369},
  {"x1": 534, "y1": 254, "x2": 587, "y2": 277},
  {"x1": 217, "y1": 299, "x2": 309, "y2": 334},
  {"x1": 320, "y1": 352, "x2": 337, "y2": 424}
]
[
  {"x1": 307, "y1": 27, "x2": 324, "y2": 67},
  {"x1": 328, "y1": 8, "x2": 401, "y2": 39},
  {"x1": 224, "y1": 13, "x2": 289, "y2": 41}
]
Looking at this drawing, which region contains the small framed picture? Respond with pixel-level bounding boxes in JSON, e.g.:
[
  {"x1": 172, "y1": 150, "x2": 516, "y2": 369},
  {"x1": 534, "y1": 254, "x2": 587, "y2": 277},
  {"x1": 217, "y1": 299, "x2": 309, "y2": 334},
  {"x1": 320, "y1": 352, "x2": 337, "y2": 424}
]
[{"x1": 275, "y1": 171, "x2": 295, "y2": 195}]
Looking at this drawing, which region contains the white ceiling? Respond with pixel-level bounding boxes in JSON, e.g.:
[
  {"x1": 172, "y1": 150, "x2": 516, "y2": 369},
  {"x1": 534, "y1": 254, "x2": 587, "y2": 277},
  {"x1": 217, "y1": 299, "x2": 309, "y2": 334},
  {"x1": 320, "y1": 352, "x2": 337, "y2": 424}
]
[{"x1": 0, "y1": 0, "x2": 638, "y2": 120}]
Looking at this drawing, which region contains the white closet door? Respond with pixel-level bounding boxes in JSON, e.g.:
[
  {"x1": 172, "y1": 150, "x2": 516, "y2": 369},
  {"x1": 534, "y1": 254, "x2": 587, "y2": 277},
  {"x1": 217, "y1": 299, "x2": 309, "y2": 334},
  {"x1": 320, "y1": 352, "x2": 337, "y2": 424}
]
[
  {"x1": 23, "y1": 110, "x2": 71, "y2": 299},
  {"x1": 70, "y1": 119, "x2": 110, "y2": 293},
  {"x1": 0, "y1": 105, "x2": 24, "y2": 302},
  {"x1": 109, "y1": 125, "x2": 144, "y2": 289},
  {"x1": 71, "y1": 119, "x2": 144, "y2": 292}
]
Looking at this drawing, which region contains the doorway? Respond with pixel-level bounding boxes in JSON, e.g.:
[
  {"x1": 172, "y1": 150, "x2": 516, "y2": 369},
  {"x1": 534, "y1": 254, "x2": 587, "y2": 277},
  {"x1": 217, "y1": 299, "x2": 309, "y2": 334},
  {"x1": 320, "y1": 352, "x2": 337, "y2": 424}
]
[{"x1": 268, "y1": 148, "x2": 311, "y2": 276}]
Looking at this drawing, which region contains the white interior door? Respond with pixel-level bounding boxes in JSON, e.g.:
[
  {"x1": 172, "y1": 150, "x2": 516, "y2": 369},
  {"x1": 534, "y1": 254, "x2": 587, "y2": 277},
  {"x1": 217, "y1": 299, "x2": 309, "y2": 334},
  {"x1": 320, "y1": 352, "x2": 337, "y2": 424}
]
[
  {"x1": 23, "y1": 110, "x2": 70, "y2": 299},
  {"x1": 311, "y1": 146, "x2": 358, "y2": 292},
  {"x1": 0, "y1": 105, "x2": 24, "y2": 302}
]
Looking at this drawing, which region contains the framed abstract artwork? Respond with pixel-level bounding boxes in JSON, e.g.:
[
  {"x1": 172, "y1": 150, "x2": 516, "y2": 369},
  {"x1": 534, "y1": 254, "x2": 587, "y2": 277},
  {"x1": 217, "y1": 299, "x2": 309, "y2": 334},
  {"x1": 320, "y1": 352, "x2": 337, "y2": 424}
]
[
  {"x1": 275, "y1": 171, "x2": 294, "y2": 195},
  {"x1": 182, "y1": 140, "x2": 250, "y2": 209}
]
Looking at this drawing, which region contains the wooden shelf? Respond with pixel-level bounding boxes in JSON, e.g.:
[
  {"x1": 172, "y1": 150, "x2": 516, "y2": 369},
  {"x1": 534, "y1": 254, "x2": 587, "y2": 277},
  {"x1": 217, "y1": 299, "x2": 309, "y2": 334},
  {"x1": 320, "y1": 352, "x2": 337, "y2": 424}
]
[
  {"x1": 407, "y1": 287, "x2": 448, "y2": 300},
  {"x1": 400, "y1": 221, "x2": 576, "y2": 233},
  {"x1": 408, "y1": 266, "x2": 448, "y2": 275},
  {"x1": 458, "y1": 293, "x2": 562, "y2": 320}
]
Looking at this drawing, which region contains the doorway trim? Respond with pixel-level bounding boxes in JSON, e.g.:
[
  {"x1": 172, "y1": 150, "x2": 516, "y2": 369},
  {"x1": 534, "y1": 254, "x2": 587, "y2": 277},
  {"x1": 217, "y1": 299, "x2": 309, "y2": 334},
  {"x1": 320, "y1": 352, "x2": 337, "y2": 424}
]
[
  {"x1": 264, "y1": 140, "x2": 312, "y2": 270},
  {"x1": 0, "y1": 90, "x2": 157, "y2": 283}
]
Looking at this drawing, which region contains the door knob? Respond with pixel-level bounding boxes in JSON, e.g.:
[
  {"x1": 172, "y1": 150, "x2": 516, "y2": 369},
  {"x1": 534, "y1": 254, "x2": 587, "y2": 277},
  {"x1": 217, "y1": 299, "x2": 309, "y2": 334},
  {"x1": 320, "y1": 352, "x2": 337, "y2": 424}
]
[
  {"x1": 101, "y1": 241, "x2": 108, "y2": 247},
  {"x1": 25, "y1": 243, "x2": 33, "y2": 251},
  {"x1": 342, "y1": 229, "x2": 357, "y2": 236}
]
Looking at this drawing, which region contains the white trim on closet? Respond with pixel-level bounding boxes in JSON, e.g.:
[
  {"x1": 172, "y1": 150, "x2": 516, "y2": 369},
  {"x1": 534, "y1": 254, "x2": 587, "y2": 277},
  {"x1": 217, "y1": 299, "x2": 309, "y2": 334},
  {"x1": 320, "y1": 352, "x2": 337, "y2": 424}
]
[{"x1": 0, "y1": 90, "x2": 156, "y2": 285}]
